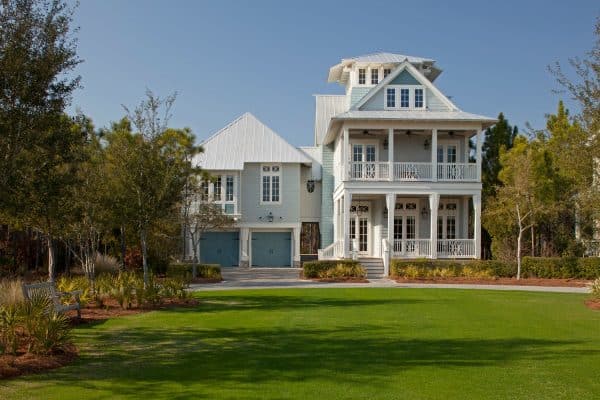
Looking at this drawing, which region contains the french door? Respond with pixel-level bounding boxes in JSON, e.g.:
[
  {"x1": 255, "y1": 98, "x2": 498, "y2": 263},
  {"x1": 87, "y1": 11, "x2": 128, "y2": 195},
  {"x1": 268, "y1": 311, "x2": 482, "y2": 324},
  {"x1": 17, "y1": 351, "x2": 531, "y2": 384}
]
[
  {"x1": 393, "y1": 201, "x2": 419, "y2": 255},
  {"x1": 351, "y1": 144, "x2": 377, "y2": 179},
  {"x1": 437, "y1": 141, "x2": 459, "y2": 180},
  {"x1": 348, "y1": 204, "x2": 370, "y2": 254}
]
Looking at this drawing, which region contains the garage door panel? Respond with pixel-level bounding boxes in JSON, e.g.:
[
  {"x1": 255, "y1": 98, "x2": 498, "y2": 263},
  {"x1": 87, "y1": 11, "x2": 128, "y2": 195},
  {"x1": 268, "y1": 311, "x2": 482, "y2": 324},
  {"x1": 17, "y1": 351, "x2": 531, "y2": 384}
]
[
  {"x1": 200, "y1": 232, "x2": 239, "y2": 267},
  {"x1": 251, "y1": 232, "x2": 291, "y2": 267}
]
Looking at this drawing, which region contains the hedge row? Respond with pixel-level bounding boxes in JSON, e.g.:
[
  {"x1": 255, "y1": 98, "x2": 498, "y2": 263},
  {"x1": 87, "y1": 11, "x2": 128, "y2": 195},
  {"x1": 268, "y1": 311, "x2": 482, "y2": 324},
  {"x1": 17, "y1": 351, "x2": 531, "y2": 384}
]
[
  {"x1": 391, "y1": 259, "x2": 516, "y2": 279},
  {"x1": 167, "y1": 263, "x2": 222, "y2": 281},
  {"x1": 521, "y1": 257, "x2": 600, "y2": 279},
  {"x1": 391, "y1": 257, "x2": 600, "y2": 279},
  {"x1": 303, "y1": 259, "x2": 366, "y2": 279}
]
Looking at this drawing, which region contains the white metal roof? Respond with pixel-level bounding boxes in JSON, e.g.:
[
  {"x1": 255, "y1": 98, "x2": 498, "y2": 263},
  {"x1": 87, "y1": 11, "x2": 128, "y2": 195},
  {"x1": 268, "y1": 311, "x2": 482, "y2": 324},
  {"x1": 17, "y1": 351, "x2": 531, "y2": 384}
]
[
  {"x1": 314, "y1": 95, "x2": 347, "y2": 146},
  {"x1": 195, "y1": 113, "x2": 311, "y2": 170}
]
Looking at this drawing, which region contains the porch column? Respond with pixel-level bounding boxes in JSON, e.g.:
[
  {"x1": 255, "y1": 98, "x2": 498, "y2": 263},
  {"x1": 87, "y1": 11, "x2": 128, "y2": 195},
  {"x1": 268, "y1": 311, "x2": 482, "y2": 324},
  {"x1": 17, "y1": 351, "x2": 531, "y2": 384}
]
[
  {"x1": 431, "y1": 129, "x2": 438, "y2": 181},
  {"x1": 429, "y1": 193, "x2": 440, "y2": 259},
  {"x1": 343, "y1": 127, "x2": 349, "y2": 181},
  {"x1": 388, "y1": 128, "x2": 394, "y2": 181},
  {"x1": 475, "y1": 129, "x2": 482, "y2": 181},
  {"x1": 386, "y1": 193, "x2": 395, "y2": 251},
  {"x1": 333, "y1": 198, "x2": 339, "y2": 241},
  {"x1": 293, "y1": 226, "x2": 301, "y2": 267},
  {"x1": 473, "y1": 193, "x2": 482, "y2": 259},
  {"x1": 343, "y1": 191, "x2": 352, "y2": 258},
  {"x1": 240, "y1": 228, "x2": 250, "y2": 268}
]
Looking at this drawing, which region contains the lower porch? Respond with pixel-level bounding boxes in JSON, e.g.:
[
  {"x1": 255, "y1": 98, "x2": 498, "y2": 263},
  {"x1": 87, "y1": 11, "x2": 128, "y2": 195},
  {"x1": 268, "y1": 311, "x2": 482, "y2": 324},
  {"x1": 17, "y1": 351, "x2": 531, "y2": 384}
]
[{"x1": 319, "y1": 192, "x2": 482, "y2": 271}]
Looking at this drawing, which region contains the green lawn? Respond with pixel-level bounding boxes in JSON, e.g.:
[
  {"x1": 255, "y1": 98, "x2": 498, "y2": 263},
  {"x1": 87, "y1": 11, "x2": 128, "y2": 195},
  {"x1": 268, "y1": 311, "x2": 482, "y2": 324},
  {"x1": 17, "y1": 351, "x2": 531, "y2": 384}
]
[{"x1": 2, "y1": 288, "x2": 600, "y2": 399}]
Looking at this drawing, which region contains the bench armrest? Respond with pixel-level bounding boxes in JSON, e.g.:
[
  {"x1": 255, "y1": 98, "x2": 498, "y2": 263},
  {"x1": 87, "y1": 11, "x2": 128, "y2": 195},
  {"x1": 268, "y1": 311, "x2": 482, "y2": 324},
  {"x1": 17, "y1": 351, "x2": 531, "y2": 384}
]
[{"x1": 58, "y1": 290, "x2": 82, "y2": 301}]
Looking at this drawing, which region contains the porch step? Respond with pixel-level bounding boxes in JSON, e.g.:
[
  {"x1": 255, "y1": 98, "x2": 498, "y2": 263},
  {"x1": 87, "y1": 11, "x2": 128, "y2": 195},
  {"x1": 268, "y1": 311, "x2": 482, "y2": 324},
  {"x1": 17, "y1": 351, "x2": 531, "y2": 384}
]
[{"x1": 358, "y1": 257, "x2": 385, "y2": 279}]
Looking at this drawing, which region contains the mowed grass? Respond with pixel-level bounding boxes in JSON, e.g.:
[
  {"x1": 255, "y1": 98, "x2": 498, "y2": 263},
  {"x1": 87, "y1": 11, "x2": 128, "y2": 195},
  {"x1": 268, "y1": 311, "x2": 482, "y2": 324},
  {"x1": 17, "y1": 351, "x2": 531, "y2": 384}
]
[{"x1": 2, "y1": 288, "x2": 600, "y2": 399}]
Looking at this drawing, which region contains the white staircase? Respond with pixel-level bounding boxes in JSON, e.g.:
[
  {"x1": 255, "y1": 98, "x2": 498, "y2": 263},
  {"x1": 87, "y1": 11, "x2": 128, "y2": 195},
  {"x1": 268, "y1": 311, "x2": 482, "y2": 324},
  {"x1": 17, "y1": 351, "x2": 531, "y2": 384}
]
[{"x1": 359, "y1": 257, "x2": 385, "y2": 279}]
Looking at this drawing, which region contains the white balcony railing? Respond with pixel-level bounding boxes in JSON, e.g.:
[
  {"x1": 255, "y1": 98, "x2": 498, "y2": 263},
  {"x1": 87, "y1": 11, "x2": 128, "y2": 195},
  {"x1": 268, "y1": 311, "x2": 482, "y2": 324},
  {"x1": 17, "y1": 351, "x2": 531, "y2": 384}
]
[
  {"x1": 437, "y1": 239, "x2": 476, "y2": 258},
  {"x1": 437, "y1": 163, "x2": 477, "y2": 181},
  {"x1": 348, "y1": 162, "x2": 477, "y2": 182},
  {"x1": 393, "y1": 239, "x2": 432, "y2": 258},
  {"x1": 349, "y1": 162, "x2": 389, "y2": 180},
  {"x1": 318, "y1": 240, "x2": 344, "y2": 260}
]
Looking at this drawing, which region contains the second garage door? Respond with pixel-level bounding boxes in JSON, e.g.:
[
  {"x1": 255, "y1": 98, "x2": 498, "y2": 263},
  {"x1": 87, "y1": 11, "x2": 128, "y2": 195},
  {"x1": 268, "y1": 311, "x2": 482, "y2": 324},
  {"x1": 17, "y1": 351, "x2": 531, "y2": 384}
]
[
  {"x1": 199, "y1": 232, "x2": 239, "y2": 267},
  {"x1": 251, "y1": 232, "x2": 291, "y2": 267}
]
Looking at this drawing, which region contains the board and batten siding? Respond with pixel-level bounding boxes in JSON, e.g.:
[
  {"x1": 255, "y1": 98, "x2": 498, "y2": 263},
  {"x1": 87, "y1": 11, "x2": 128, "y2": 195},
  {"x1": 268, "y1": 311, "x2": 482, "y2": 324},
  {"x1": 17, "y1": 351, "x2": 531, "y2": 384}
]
[
  {"x1": 350, "y1": 87, "x2": 370, "y2": 108},
  {"x1": 320, "y1": 144, "x2": 334, "y2": 247},
  {"x1": 240, "y1": 163, "x2": 301, "y2": 222}
]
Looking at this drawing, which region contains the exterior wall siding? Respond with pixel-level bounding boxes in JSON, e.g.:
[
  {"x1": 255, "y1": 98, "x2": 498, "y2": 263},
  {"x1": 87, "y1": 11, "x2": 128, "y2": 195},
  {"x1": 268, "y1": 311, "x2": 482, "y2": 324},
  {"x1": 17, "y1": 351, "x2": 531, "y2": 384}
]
[
  {"x1": 390, "y1": 70, "x2": 420, "y2": 85},
  {"x1": 241, "y1": 163, "x2": 301, "y2": 223},
  {"x1": 300, "y1": 165, "x2": 322, "y2": 220},
  {"x1": 320, "y1": 144, "x2": 335, "y2": 247},
  {"x1": 350, "y1": 87, "x2": 370, "y2": 108}
]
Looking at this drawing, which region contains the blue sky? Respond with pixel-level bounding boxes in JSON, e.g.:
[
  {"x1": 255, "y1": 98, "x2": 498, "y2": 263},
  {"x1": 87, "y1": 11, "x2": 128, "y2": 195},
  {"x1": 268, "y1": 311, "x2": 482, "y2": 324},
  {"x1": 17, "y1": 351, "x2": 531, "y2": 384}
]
[{"x1": 69, "y1": 0, "x2": 598, "y2": 146}]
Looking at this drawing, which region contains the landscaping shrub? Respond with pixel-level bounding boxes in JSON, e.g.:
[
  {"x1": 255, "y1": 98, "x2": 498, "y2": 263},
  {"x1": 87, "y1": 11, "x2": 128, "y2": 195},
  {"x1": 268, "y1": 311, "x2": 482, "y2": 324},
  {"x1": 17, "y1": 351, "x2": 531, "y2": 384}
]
[
  {"x1": 522, "y1": 257, "x2": 600, "y2": 279},
  {"x1": 94, "y1": 253, "x2": 120, "y2": 274},
  {"x1": 57, "y1": 276, "x2": 91, "y2": 306},
  {"x1": 390, "y1": 259, "x2": 516, "y2": 279},
  {"x1": 302, "y1": 260, "x2": 365, "y2": 279},
  {"x1": 167, "y1": 262, "x2": 222, "y2": 281}
]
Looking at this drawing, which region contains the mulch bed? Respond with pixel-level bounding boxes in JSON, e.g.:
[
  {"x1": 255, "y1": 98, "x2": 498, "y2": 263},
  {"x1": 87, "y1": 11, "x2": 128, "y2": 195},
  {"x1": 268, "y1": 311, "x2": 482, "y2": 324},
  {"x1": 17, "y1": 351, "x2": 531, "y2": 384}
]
[
  {"x1": 1, "y1": 297, "x2": 200, "y2": 380},
  {"x1": 190, "y1": 277, "x2": 223, "y2": 284},
  {"x1": 584, "y1": 299, "x2": 600, "y2": 310},
  {"x1": 394, "y1": 277, "x2": 591, "y2": 287}
]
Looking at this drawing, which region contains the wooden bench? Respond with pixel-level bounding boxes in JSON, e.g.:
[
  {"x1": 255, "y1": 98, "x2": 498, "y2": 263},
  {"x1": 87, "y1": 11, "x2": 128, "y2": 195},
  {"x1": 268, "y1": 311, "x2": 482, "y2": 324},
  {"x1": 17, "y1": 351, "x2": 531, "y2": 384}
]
[{"x1": 22, "y1": 282, "x2": 82, "y2": 318}]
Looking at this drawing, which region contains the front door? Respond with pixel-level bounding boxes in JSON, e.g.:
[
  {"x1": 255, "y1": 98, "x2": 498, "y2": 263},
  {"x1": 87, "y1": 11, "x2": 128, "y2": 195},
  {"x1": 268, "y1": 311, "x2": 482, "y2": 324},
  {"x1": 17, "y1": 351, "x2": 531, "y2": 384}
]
[
  {"x1": 348, "y1": 203, "x2": 370, "y2": 255},
  {"x1": 351, "y1": 144, "x2": 377, "y2": 179}
]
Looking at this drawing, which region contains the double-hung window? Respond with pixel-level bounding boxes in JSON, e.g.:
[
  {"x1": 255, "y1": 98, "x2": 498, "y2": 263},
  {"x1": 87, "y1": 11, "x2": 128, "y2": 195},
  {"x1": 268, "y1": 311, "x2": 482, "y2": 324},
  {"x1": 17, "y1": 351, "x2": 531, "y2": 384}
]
[
  {"x1": 414, "y1": 88, "x2": 424, "y2": 108},
  {"x1": 358, "y1": 69, "x2": 366, "y2": 85},
  {"x1": 386, "y1": 88, "x2": 396, "y2": 108},
  {"x1": 261, "y1": 165, "x2": 281, "y2": 203},
  {"x1": 371, "y1": 69, "x2": 379, "y2": 84},
  {"x1": 225, "y1": 176, "x2": 234, "y2": 201},
  {"x1": 213, "y1": 177, "x2": 221, "y2": 201}
]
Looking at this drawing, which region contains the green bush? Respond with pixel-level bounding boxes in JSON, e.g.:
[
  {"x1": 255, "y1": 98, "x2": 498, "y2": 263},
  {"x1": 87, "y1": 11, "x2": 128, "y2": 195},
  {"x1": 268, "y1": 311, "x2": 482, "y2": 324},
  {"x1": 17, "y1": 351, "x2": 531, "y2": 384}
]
[
  {"x1": 167, "y1": 263, "x2": 222, "y2": 281},
  {"x1": 522, "y1": 257, "x2": 600, "y2": 279},
  {"x1": 57, "y1": 276, "x2": 92, "y2": 306},
  {"x1": 390, "y1": 259, "x2": 516, "y2": 279},
  {"x1": 303, "y1": 260, "x2": 365, "y2": 279}
]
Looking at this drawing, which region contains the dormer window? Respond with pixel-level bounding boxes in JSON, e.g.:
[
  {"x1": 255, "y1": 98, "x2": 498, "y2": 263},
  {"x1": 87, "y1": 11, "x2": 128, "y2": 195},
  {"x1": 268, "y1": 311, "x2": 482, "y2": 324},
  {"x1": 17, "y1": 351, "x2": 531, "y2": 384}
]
[
  {"x1": 400, "y1": 89, "x2": 410, "y2": 108},
  {"x1": 371, "y1": 69, "x2": 379, "y2": 85},
  {"x1": 383, "y1": 68, "x2": 391, "y2": 78},
  {"x1": 358, "y1": 69, "x2": 366, "y2": 85},
  {"x1": 414, "y1": 88, "x2": 424, "y2": 108},
  {"x1": 386, "y1": 88, "x2": 396, "y2": 108}
]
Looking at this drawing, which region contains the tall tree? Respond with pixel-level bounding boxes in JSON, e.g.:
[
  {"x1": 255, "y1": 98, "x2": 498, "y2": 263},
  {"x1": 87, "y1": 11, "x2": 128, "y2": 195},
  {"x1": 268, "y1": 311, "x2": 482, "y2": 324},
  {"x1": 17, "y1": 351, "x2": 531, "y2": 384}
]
[
  {"x1": 481, "y1": 113, "x2": 518, "y2": 200},
  {"x1": 105, "y1": 91, "x2": 200, "y2": 286}
]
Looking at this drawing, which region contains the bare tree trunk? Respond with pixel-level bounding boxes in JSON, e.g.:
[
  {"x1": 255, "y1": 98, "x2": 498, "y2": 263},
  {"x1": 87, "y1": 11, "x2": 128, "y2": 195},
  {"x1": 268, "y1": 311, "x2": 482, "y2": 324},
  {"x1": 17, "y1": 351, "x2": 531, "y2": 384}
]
[
  {"x1": 191, "y1": 232, "x2": 199, "y2": 279},
  {"x1": 531, "y1": 225, "x2": 535, "y2": 257},
  {"x1": 516, "y1": 205, "x2": 522, "y2": 280},
  {"x1": 120, "y1": 226, "x2": 126, "y2": 270},
  {"x1": 47, "y1": 235, "x2": 55, "y2": 282},
  {"x1": 140, "y1": 227, "x2": 149, "y2": 287}
]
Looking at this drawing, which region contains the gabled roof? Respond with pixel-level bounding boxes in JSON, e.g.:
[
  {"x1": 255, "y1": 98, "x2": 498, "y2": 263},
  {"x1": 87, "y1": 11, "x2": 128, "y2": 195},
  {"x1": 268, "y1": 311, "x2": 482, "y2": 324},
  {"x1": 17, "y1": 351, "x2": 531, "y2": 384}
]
[
  {"x1": 328, "y1": 52, "x2": 442, "y2": 83},
  {"x1": 314, "y1": 95, "x2": 347, "y2": 146},
  {"x1": 195, "y1": 113, "x2": 311, "y2": 170},
  {"x1": 352, "y1": 60, "x2": 457, "y2": 111}
]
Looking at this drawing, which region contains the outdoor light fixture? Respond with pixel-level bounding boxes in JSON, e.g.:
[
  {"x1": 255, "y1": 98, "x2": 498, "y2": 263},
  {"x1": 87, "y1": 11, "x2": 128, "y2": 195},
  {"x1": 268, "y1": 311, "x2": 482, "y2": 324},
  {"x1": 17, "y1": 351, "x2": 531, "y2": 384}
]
[
  {"x1": 448, "y1": 131, "x2": 455, "y2": 136},
  {"x1": 424, "y1": 138, "x2": 430, "y2": 150},
  {"x1": 421, "y1": 206, "x2": 429, "y2": 218},
  {"x1": 383, "y1": 138, "x2": 388, "y2": 150},
  {"x1": 405, "y1": 130, "x2": 412, "y2": 136},
  {"x1": 306, "y1": 179, "x2": 315, "y2": 193},
  {"x1": 267, "y1": 212, "x2": 274, "y2": 222}
]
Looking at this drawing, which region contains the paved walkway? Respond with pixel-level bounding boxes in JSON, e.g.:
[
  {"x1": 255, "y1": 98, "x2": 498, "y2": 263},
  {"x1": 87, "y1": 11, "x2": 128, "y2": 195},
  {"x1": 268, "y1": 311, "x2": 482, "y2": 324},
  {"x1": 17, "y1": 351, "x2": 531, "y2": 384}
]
[{"x1": 189, "y1": 268, "x2": 589, "y2": 294}]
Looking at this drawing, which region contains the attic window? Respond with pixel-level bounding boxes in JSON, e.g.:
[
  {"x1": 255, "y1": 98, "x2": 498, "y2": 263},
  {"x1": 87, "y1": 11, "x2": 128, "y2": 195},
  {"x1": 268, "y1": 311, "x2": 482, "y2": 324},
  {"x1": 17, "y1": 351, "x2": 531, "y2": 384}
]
[
  {"x1": 415, "y1": 88, "x2": 424, "y2": 108},
  {"x1": 358, "y1": 69, "x2": 366, "y2": 85},
  {"x1": 371, "y1": 69, "x2": 379, "y2": 85},
  {"x1": 383, "y1": 68, "x2": 391, "y2": 78}
]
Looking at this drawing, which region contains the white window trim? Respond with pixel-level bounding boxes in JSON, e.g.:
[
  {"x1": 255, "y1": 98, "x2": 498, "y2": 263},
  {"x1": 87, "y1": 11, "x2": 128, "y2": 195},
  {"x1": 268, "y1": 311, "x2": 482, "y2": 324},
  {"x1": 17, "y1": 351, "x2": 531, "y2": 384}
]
[
  {"x1": 384, "y1": 85, "x2": 427, "y2": 110},
  {"x1": 204, "y1": 173, "x2": 239, "y2": 215},
  {"x1": 260, "y1": 164, "x2": 282, "y2": 205}
]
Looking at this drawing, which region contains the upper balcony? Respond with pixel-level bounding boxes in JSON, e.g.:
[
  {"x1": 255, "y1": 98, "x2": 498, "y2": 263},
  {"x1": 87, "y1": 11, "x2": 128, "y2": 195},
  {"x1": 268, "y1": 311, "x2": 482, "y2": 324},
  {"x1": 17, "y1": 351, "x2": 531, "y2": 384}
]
[{"x1": 336, "y1": 127, "x2": 482, "y2": 185}]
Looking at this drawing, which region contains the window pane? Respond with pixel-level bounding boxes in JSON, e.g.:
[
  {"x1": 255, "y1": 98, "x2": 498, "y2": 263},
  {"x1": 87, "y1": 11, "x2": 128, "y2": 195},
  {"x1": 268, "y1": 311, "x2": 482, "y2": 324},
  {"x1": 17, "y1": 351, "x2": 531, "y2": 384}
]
[
  {"x1": 406, "y1": 216, "x2": 416, "y2": 239},
  {"x1": 400, "y1": 89, "x2": 409, "y2": 107},
  {"x1": 447, "y1": 146, "x2": 457, "y2": 163},
  {"x1": 383, "y1": 68, "x2": 391, "y2": 78},
  {"x1": 201, "y1": 181, "x2": 209, "y2": 201},
  {"x1": 437, "y1": 146, "x2": 444, "y2": 163},
  {"x1": 272, "y1": 166, "x2": 280, "y2": 172},
  {"x1": 386, "y1": 88, "x2": 395, "y2": 108},
  {"x1": 394, "y1": 218, "x2": 403, "y2": 240},
  {"x1": 437, "y1": 216, "x2": 444, "y2": 239},
  {"x1": 271, "y1": 176, "x2": 280, "y2": 202},
  {"x1": 358, "y1": 69, "x2": 366, "y2": 85},
  {"x1": 414, "y1": 88, "x2": 424, "y2": 108},
  {"x1": 447, "y1": 216, "x2": 456, "y2": 239},
  {"x1": 213, "y1": 177, "x2": 221, "y2": 201},
  {"x1": 353, "y1": 145, "x2": 363, "y2": 162},
  {"x1": 226, "y1": 176, "x2": 234, "y2": 201},
  {"x1": 224, "y1": 204, "x2": 234, "y2": 214},
  {"x1": 262, "y1": 166, "x2": 270, "y2": 172},
  {"x1": 371, "y1": 69, "x2": 378, "y2": 85},
  {"x1": 366, "y1": 145, "x2": 376, "y2": 162},
  {"x1": 262, "y1": 176, "x2": 270, "y2": 202}
]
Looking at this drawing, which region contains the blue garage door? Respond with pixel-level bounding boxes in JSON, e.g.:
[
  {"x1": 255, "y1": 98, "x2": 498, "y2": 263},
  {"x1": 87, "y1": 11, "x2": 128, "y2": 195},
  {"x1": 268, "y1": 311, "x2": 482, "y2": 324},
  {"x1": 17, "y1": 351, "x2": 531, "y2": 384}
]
[
  {"x1": 200, "y1": 232, "x2": 239, "y2": 267},
  {"x1": 251, "y1": 232, "x2": 291, "y2": 267}
]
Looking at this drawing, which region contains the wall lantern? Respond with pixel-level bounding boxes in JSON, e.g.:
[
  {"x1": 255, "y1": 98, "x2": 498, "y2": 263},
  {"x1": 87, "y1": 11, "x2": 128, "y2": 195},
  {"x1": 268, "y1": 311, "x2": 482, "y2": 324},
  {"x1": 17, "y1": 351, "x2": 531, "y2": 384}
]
[
  {"x1": 421, "y1": 207, "x2": 429, "y2": 219},
  {"x1": 259, "y1": 212, "x2": 275, "y2": 222},
  {"x1": 383, "y1": 138, "x2": 389, "y2": 150},
  {"x1": 448, "y1": 131, "x2": 455, "y2": 137},
  {"x1": 424, "y1": 139, "x2": 430, "y2": 150},
  {"x1": 306, "y1": 179, "x2": 315, "y2": 193}
]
